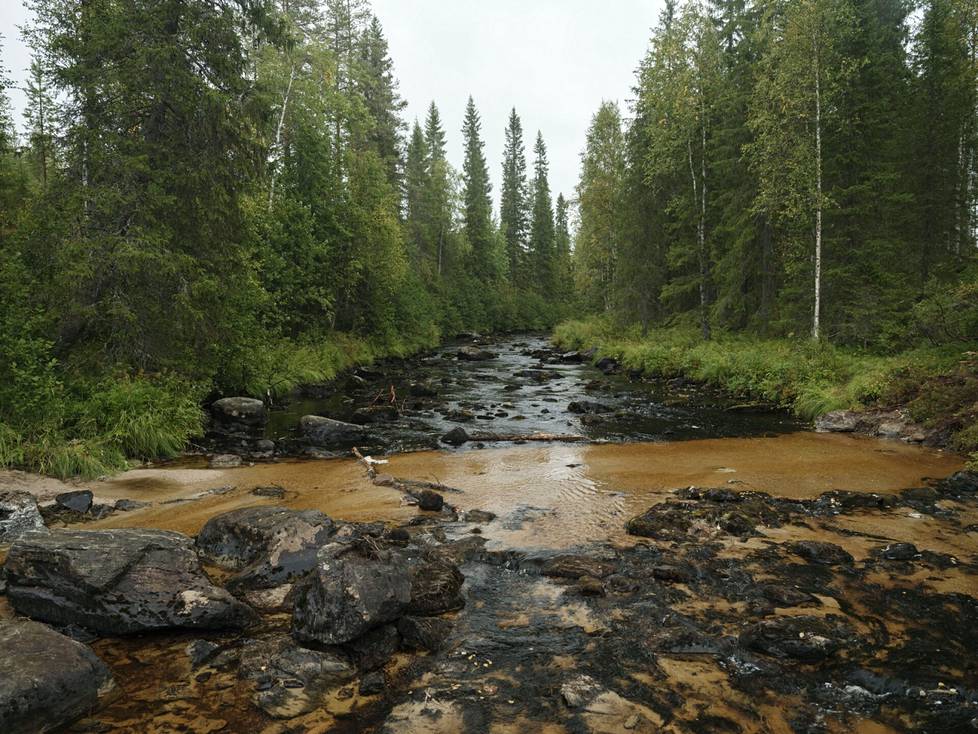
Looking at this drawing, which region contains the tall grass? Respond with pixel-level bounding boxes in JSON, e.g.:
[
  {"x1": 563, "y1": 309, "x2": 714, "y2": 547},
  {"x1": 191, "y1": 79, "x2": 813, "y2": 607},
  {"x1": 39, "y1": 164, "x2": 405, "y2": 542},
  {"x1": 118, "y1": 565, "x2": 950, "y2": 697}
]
[{"x1": 554, "y1": 317, "x2": 971, "y2": 424}]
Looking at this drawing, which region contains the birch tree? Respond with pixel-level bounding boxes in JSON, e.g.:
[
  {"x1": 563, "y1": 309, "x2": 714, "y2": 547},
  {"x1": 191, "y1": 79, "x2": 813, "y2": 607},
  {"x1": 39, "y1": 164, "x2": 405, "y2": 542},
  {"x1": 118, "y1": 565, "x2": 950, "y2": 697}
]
[{"x1": 747, "y1": 0, "x2": 857, "y2": 340}]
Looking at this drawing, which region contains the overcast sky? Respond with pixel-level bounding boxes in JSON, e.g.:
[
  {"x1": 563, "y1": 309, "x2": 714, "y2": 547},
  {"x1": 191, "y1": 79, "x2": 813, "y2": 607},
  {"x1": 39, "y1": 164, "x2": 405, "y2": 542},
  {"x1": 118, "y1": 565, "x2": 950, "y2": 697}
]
[{"x1": 1, "y1": 0, "x2": 662, "y2": 207}]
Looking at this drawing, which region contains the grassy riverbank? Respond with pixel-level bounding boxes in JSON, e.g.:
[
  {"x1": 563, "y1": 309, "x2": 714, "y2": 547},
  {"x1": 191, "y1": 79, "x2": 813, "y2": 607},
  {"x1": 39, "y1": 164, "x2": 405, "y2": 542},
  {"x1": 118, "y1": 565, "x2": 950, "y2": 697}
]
[
  {"x1": 554, "y1": 317, "x2": 978, "y2": 466},
  {"x1": 0, "y1": 331, "x2": 439, "y2": 480}
]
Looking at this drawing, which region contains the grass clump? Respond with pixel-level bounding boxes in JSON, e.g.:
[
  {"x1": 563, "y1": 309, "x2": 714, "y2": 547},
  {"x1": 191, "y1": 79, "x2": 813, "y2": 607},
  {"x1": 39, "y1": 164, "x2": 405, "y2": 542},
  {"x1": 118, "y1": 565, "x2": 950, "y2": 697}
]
[{"x1": 554, "y1": 317, "x2": 976, "y2": 451}]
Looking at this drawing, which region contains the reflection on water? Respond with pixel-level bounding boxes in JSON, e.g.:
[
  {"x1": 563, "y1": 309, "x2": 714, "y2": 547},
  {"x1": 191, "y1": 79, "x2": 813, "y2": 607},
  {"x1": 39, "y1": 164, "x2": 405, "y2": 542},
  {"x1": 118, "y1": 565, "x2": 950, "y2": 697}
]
[{"x1": 89, "y1": 432, "x2": 963, "y2": 550}]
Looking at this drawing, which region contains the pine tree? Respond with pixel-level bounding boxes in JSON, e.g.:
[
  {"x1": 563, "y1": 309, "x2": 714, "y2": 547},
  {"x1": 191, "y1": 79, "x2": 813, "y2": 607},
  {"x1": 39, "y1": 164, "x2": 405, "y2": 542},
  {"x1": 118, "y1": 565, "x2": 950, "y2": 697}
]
[
  {"x1": 357, "y1": 15, "x2": 406, "y2": 190},
  {"x1": 554, "y1": 193, "x2": 572, "y2": 299},
  {"x1": 404, "y1": 120, "x2": 429, "y2": 265},
  {"x1": 423, "y1": 102, "x2": 452, "y2": 276},
  {"x1": 500, "y1": 108, "x2": 529, "y2": 282},
  {"x1": 461, "y1": 96, "x2": 495, "y2": 282},
  {"x1": 529, "y1": 131, "x2": 556, "y2": 296}
]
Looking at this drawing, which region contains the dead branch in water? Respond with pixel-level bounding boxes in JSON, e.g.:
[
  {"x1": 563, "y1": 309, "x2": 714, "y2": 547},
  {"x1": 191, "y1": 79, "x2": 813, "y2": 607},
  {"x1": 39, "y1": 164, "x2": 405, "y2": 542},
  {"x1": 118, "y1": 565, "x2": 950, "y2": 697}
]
[{"x1": 466, "y1": 431, "x2": 588, "y2": 443}]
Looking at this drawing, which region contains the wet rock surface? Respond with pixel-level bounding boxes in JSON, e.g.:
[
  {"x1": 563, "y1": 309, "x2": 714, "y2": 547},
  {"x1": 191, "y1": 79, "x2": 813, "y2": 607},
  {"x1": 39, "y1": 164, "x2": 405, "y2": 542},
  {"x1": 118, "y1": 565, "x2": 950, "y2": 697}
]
[
  {"x1": 5, "y1": 528, "x2": 256, "y2": 634},
  {"x1": 0, "y1": 619, "x2": 113, "y2": 734}
]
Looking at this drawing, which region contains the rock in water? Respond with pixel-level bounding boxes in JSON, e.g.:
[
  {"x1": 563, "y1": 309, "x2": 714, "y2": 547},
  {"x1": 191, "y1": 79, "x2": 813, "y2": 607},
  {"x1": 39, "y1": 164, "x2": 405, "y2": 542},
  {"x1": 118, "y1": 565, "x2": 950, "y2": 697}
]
[
  {"x1": 789, "y1": 540, "x2": 854, "y2": 566},
  {"x1": 196, "y1": 506, "x2": 334, "y2": 591},
  {"x1": 407, "y1": 558, "x2": 465, "y2": 615},
  {"x1": 456, "y1": 346, "x2": 497, "y2": 361},
  {"x1": 0, "y1": 490, "x2": 47, "y2": 542},
  {"x1": 0, "y1": 619, "x2": 113, "y2": 734},
  {"x1": 54, "y1": 490, "x2": 93, "y2": 514},
  {"x1": 440, "y1": 427, "x2": 470, "y2": 446},
  {"x1": 208, "y1": 454, "x2": 242, "y2": 469},
  {"x1": 238, "y1": 633, "x2": 354, "y2": 719},
  {"x1": 211, "y1": 397, "x2": 268, "y2": 428},
  {"x1": 416, "y1": 489, "x2": 444, "y2": 512},
  {"x1": 299, "y1": 415, "x2": 374, "y2": 449},
  {"x1": 740, "y1": 616, "x2": 853, "y2": 661},
  {"x1": 5, "y1": 529, "x2": 256, "y2": 634},
  {"x1": 291, "y1": 547, "x2": 411, "y2": 645},
  {"x1": 397, "y1": 615, "x2": 453, "y2": 651}
]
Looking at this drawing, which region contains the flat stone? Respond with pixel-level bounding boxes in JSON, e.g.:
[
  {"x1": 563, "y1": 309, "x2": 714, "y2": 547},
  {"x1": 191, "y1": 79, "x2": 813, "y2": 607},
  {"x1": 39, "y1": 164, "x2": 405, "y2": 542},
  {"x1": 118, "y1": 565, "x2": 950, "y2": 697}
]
[
  {"x1": 5, "y1": 528, "x2": 256, "y2": 634},
  {"x1": 789, "y1": 540, "x2": 854, "y2": 566},
  {"x1": 0, "y1": 490, "x2": 46, "y2": 543},
  {"x1": 208, "y1": 454, "x2": 242, "y2": 469},
  {"x1": 211, "y1": 397, "x2": 268, "y2": 427},
  {"x1": 55, "y1": 490, "x2": 93, "y2": 514}
]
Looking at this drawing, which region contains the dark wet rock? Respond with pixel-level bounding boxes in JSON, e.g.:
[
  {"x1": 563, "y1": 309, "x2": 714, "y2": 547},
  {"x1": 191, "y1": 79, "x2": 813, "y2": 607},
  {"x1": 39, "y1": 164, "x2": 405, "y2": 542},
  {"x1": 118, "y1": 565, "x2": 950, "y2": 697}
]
[
  {"x1": 789, "y1": 540, "x2": 854, "y2": 566},
  {"x1": 197, "y1": 506, "x2": 334, "y2": 592},
  {"x1": 408, "y1": 380, "x2": 438, "y2": 398},
  {"x1": 901, "y1": 486, "x2": 939, "y2": 503},
  {"x1": 254, "y1": 438, "x2": 276, "y2": 454},
  {"x1": 238, "y1": 633, "x2": 354, "y2": 718},
  {"x1": 541, "y1": 554, "x2": 617, "y2": 580},
  {"x1": 55, "y1": 489, "x2": 93, "y2": 514},
  {"x1": 578, "y1": 576, "x2": 606, "y2": 596},
  {"x1": 464, "y1": 509, "x2": 496, "y2": 524},
  {"x1": 445, "y1": 408, "x2": 475, "y2": 423},
  {"x1": 292, "y1": 546, "x2": 411, "y2": 645},
  {"x1": 347, "y1": 623, "x2": 400, "y2": 671},
  {"x1": 113, "y1": 498, "x2": 150, "y2": 512},
  {"x1": 432, "y1": 536, "x2": 487, "y2": 565},
  {"x1": 561, "y1": 674, "x2": 604, "y2": 708},
  {"x1": 568, "y1": 400, "x2": 611, "y2": 415},
  {"x1": 626, "y1": 503, "x2": 693, "y2": 540},
  {"x1": 386, "y1": 527, "x2": 410, "y2": 543},
  {"x1": 352, "y1": 405, "x2": 400, "y2": 424},
  {"x1": 416, "y1": 489, "x2": 445, "y2": 512},
  {"x1": 211, "y1": 397, "x2": 268, "y2": 428},
  {"x1": 359, "y1": 670, "x2": 387, "y2": 696},
  {"x1": 0, "y1": 619, "x2": 114, "y2": 734},
  {"x1": 252, "y1": 484, "x2": 286, "y2": 499},
  {"x1": 813, "y1": 490, "x2": 896, "y2": 513},
  {"x1": 740, "y1": 616, "x2": 854, "y2": 661},
  {"x1": 457, "y1": 346, "x2": 497, "y2": 361},
  {"x1": 760, "y1": 584, "x2": 817, "y2": 607},
  {"x1": 875, "y1": 542, "x2": 919, "y2": 561},
  {"x1": 300, "y1": 415, "x2": 374, "y2": 449},
  {"x1": 5, "y1": 528, "x2": 256, "y2": 634},
  {"x1": 650, "y1": 563, "x2": 693, "y2": 583},
  {"x1": 397, "y1": 615, "x2": 453, "y2": 652},
  {"x1": 441, "y1": 426, "x2": 470, "y2": 445},
  {"x1": 595, "y1": 356, "x2": 619, "y2": 374},
  {"x1": 0, "y1": 490, "x2": 46, "y2": 542},
  {"x1": 208, "y1": 453, "x2": 242, "y2": 469},
  {"x1": 186, "y1": 639, "x2": 220, "y2": 667},
  {"x1": 940, "y1": 470, "x2": 978, "y2": 495},
  {"x1": 407, "y1": 557, "x2": 465, "y2": 615}
]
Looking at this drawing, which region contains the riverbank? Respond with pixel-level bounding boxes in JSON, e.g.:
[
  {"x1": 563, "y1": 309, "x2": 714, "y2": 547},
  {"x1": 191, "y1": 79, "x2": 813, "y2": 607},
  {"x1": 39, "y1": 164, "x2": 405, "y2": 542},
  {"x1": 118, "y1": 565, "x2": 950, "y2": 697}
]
[{"x1": 553, "y1": 317, "x2": 978, "y2": 467}]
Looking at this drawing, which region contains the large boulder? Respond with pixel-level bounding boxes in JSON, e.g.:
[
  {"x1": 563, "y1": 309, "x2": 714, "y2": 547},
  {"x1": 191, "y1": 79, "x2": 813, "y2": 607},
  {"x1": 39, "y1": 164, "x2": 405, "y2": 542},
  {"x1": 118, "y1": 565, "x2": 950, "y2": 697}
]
[
  {"x1": 54, "y1": 490, "x2": 93, "y2": 514},
  {"x1": 0, "y1": 490, "x2": 46, "y2": 543},
  {"x1": 5, "y1": 528, "x2": 256, "y2": 634},
  {"x1": 211, "y1": 397, "x2": 268, "y2": 429},
  {"x1": 292, "y1": 545, "x2": 412, "y2": 645},
  {"x1": 238, "y1": 633, "x2": 354, "y2": 719},
  {"x1": 196, "y1": 506, "x2": 335, "y2": 591},
  {"x1": 299, "y1": 415, "x2": 374, "y2": 449},
  {"x1": 0, "y1": 619, "x2": 114, "y2": 734}
]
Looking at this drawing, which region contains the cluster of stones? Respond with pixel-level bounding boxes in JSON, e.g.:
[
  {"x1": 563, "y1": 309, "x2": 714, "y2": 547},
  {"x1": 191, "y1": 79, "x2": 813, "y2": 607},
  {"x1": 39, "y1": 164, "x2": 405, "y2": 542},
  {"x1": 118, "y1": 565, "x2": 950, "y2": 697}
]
[{"x1": 0, "y1": 495, "x2": 465, "y2": 732}]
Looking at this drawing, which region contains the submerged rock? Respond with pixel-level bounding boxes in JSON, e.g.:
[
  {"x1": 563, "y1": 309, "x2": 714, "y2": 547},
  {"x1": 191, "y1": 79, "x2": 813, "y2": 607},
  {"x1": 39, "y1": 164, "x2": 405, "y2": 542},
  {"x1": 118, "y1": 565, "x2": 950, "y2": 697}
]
[
  {"x1": 397, "y1": 615, "x2": 453, "y2": 652},
  {"x1": 740, "y1": 616, "x2": 854, "y2": 661},
  {"x1": 407, "y1": 557, "x2": 465, "y2": 615},
  {"x1": 875, "y1": 542, "x2": 919, "y2": 561},
  {"x1": 789, "y1": 540, "x2": 854, "y2": 566},
  {"x1": 541, "y1": 554, "x2": 617, "y2": 580},
  {"x1": 208, "y1": 454, "x2": 242, "y2": 469},
  {"x1": 415, "y1": 489, "x2": 445, "y2": 512},
  {"x1": 567, "y1": 400, "x2": 611, "y2": 415},
  {"x1": 196, "y1": 506, "x2": 334, "y2": 590},
  {"x1": 292, "y1": 546, "x2": 412, "y2": 645},
  {"x1": 238, "y1": 633, "x2": 354, "y2": 718},
  {"x1": 5, "y1": 528, "x2": 256, "y2": 634},
  {"x1": 54, "y1": 489, "x2": 93, "y2": 514},
  {"x1": 0, "y1": 490, "x2": 46, "y2": 543},
  {"x1": 299, "y1": 415, "x2": 374, "y2": 449},
  {"x1": 0, "y1": 619, "x2": 113, "y2": 734},
  {"x1": 457, "y1": 346, "x2": 497, "y2": 361}
]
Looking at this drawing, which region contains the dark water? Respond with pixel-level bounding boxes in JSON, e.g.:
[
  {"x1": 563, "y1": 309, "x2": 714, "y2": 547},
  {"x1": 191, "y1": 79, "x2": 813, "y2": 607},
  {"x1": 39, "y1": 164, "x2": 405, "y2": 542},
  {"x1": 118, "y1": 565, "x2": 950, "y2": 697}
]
[{"x1": 263, "y1": 335, "x2": 805, "y2": 452}]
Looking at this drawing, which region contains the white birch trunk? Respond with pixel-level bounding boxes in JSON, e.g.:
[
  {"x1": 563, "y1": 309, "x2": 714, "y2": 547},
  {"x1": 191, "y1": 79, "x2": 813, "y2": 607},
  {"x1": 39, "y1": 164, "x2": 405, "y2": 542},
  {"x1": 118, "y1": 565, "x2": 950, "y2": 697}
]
[
  {"x1": 813, "y1": 34, "x2": 823, "y2": 341},
  {"x1": 268, "y1": 64, "x2": 296, "y2": 212}
]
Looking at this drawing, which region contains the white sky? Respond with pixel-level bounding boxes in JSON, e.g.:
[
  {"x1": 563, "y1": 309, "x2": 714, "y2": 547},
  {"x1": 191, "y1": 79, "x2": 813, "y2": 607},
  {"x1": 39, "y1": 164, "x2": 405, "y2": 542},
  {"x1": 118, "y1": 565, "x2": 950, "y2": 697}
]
[{"x1": 1, "y1": 0, "x2": 662, "y2": 207}]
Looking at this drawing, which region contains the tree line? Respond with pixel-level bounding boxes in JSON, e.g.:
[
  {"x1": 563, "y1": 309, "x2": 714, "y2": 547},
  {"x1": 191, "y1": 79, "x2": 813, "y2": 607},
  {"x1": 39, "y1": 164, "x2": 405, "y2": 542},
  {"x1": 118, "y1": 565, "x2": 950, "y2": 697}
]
[
  {"x1": 574, "y1": 0, "x2": 978, "y2": 347},
  {"x1": 0, "y1": 0, "x2": 573, "y2": 466}
]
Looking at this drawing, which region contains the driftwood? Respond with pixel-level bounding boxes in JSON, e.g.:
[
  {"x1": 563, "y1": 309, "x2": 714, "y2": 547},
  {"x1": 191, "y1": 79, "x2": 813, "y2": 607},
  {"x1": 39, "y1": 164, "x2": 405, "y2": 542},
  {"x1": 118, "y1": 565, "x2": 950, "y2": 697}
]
[{"x1": 351, "y1": 448, "x2": 463, "y2": 503}]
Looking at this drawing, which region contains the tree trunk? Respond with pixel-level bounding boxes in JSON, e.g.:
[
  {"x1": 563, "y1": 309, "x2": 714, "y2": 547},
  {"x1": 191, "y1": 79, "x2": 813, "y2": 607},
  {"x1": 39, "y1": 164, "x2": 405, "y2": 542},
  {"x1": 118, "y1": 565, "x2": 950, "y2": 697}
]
[
  {"x1": 812, "y1": 34, "x2": 823, "y2": 341},
  {"x1": 267, "y1": 64, "x2": 296, "y2": 212}
]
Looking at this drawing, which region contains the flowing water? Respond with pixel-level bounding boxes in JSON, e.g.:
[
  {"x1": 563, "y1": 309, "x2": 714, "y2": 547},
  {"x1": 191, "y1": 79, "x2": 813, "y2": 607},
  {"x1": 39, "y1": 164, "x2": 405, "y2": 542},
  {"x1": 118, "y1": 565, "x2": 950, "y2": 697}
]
[{"x1": 9, "y1": 335, "x2": 975, "y2": 734}]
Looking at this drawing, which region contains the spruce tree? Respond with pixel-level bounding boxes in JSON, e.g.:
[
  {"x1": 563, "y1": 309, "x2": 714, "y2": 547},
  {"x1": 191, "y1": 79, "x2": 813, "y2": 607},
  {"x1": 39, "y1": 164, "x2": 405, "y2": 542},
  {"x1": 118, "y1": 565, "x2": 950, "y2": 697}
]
[
  {"x1": 24, "y1": 55, "x2": 55, "y2": 189},
  {"x1": 529, "y1": 131, "x2": 556, "y2": 296},
  {"x1": 461, "y1": 96, "x2": 495, "y2": 282},
  {"x1": 357, "y1": 15, "x2": 407, "y2": 190},
  {"x1": 500, "y1": 108, "x2": 529, "y2": 282}
]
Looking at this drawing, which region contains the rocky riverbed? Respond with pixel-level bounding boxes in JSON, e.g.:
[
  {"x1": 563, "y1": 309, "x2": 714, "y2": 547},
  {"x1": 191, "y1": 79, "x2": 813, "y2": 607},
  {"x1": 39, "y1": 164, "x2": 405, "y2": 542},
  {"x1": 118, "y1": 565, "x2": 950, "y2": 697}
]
[{"x1": 1, "y1": 336, "x2": 976, "y2": 733}]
